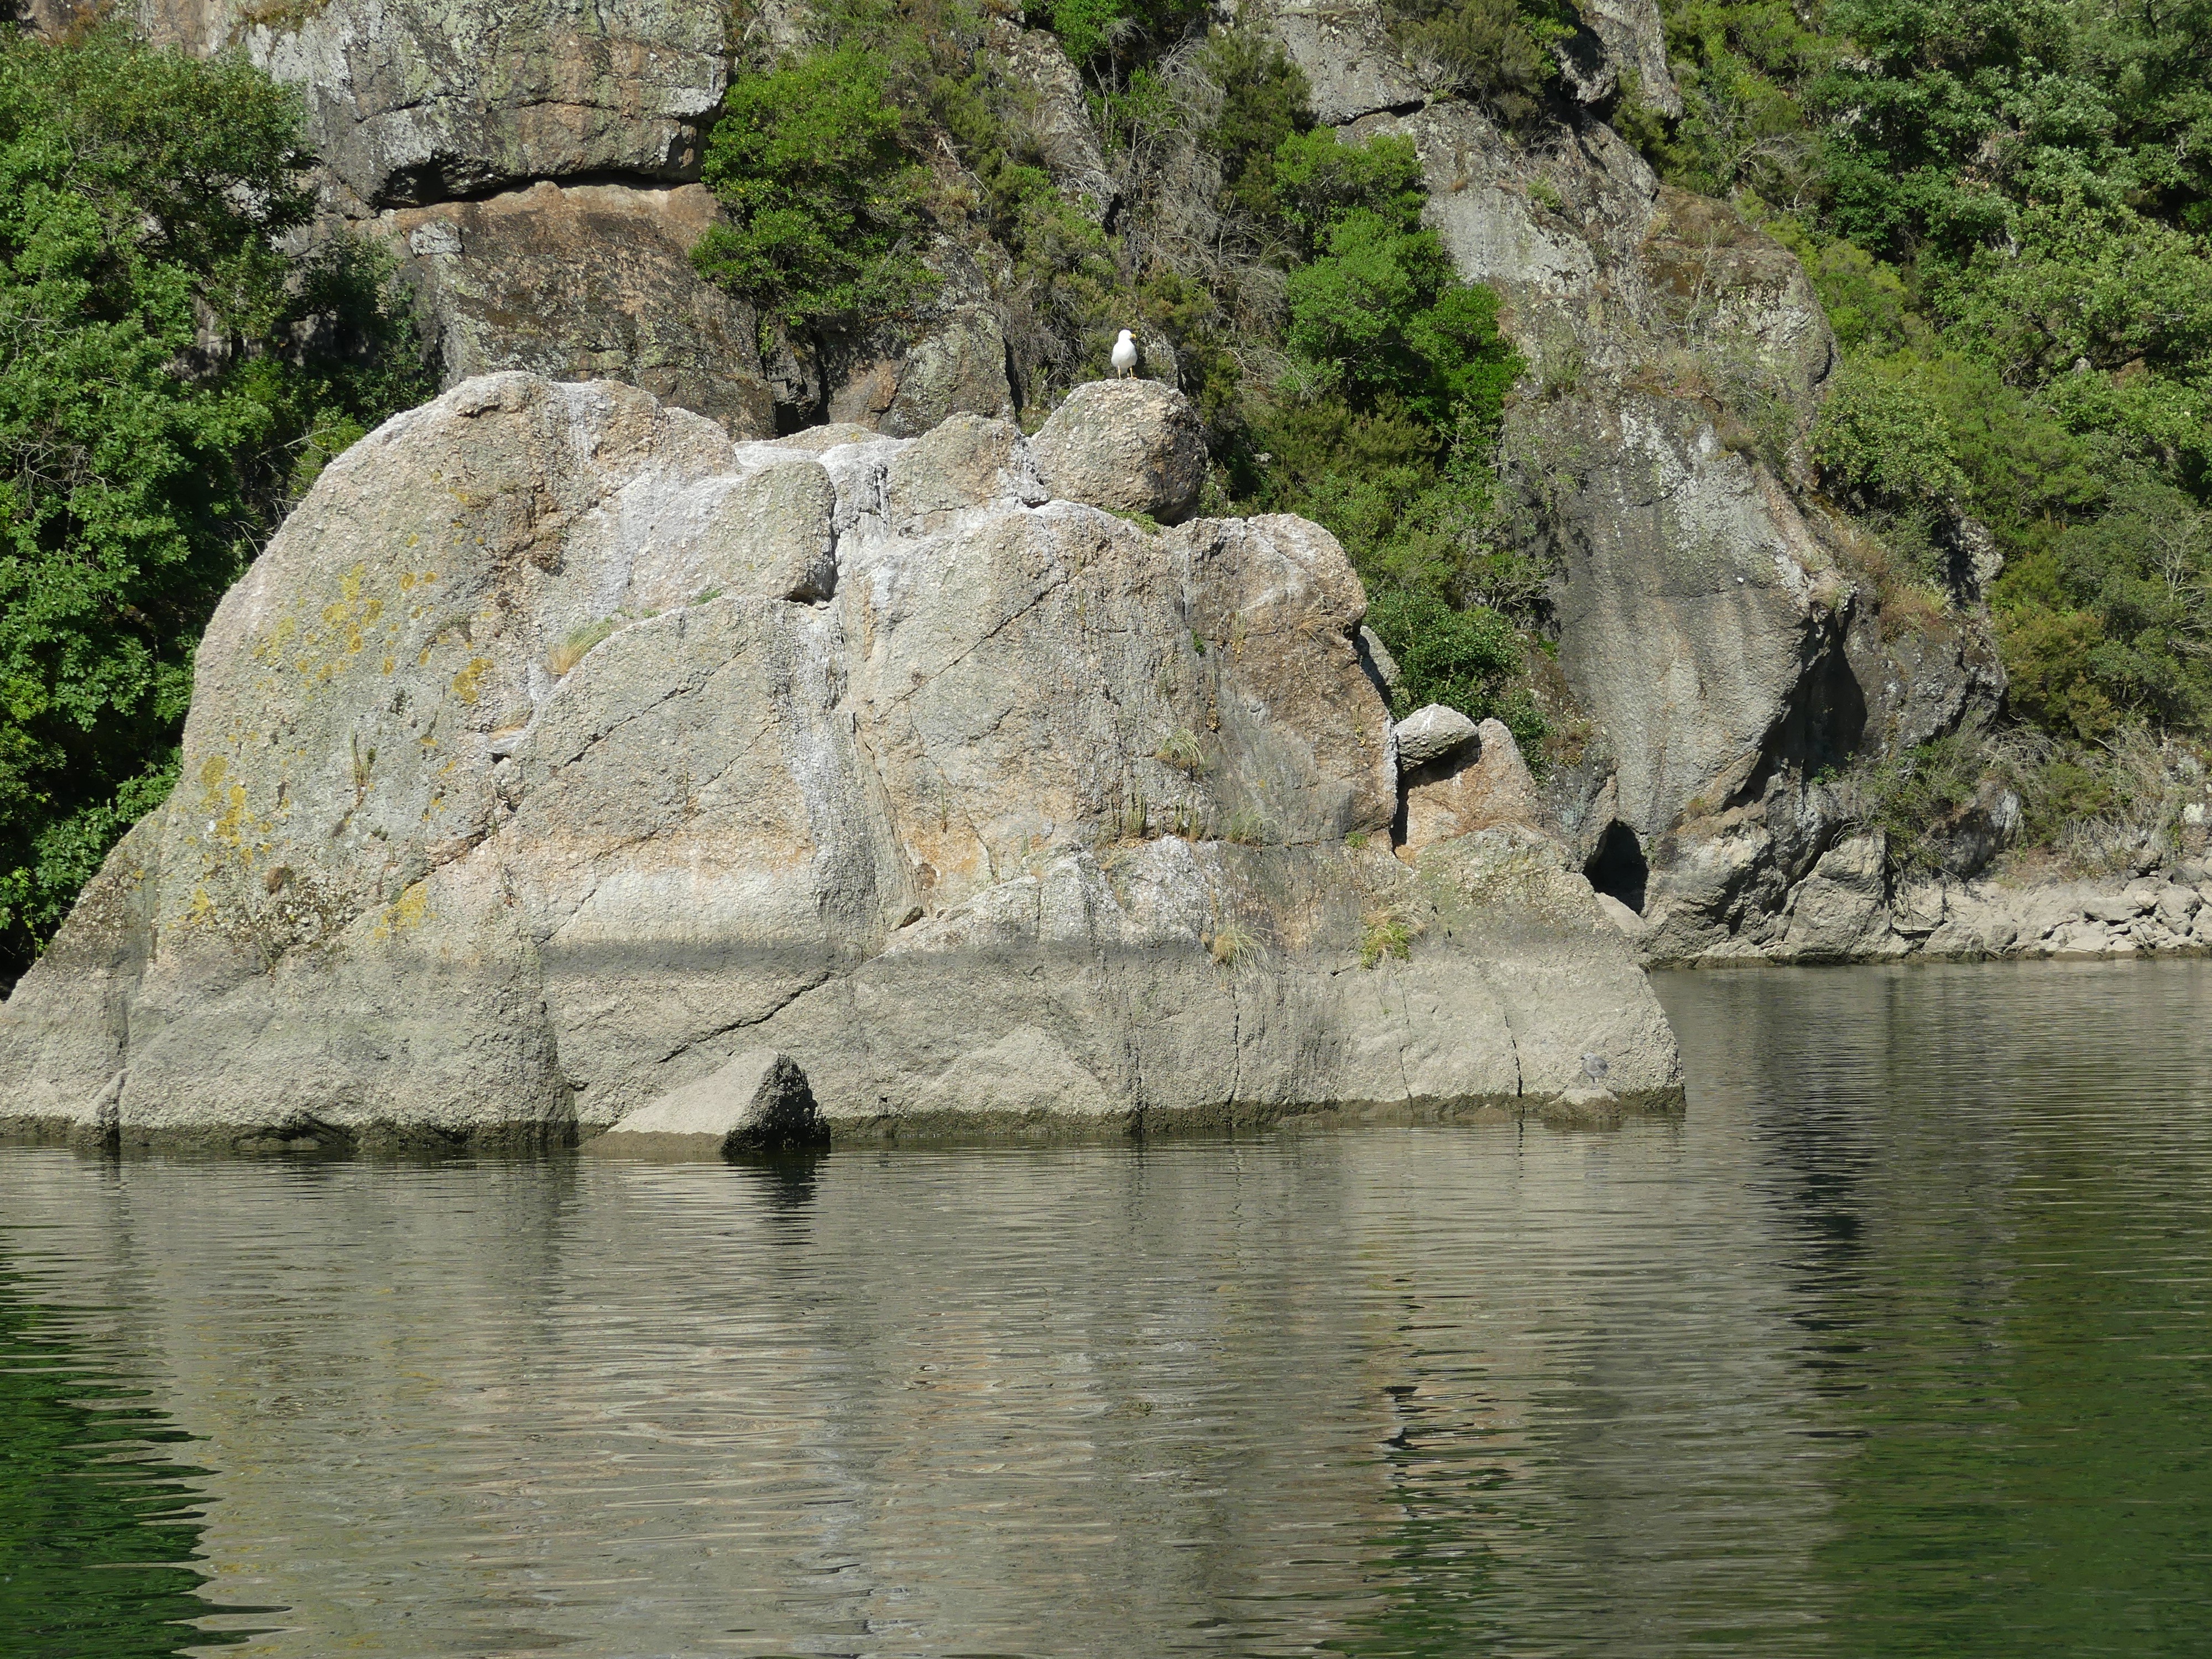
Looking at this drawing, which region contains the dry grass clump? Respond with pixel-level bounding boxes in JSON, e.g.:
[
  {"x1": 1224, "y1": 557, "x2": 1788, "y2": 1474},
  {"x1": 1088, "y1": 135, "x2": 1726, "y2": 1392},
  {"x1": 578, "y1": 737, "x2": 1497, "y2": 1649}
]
[
  {"x1": 1209, "y1": 921, "x2": 1260, "y2": 968},
  {"x1": 545, "y1": 618, "x2": 616, "y2": 679},
  {"x1": 1155, "y1": 728, "x2": 1206, "y2": 774}
]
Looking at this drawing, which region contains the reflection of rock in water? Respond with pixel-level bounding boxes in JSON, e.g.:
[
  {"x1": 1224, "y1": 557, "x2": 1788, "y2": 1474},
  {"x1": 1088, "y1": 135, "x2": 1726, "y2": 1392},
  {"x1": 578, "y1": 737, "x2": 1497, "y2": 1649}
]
[{"x1": 0, "y1": 1092, "x2": 1899, "y2": 1657}]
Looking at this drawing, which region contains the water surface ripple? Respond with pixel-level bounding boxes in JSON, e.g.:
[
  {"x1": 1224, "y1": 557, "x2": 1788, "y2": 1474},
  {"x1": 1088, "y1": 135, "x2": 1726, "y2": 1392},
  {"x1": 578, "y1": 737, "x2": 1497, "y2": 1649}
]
[{"x1": 3, "y1": 959, "x2": 2208, "y2": 1657}]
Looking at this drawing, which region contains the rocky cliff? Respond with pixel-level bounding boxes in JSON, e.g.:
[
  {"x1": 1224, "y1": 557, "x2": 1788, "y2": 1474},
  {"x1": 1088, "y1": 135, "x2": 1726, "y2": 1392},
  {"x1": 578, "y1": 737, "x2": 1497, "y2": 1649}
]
[
  {"x1": 14, "y1": 0, "x2": 2068, "y2": 978},
  {"x1": 0, "y1": 375, "x2": 1679, "y2": 1149},
  {"x1": 1227, "y1": 0, "x2": 2020, "y2": 968}
]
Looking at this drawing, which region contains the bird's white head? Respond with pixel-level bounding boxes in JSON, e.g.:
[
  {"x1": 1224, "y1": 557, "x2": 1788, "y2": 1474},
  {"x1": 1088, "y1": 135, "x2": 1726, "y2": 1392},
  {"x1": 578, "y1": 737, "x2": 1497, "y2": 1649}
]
[{"x1": 1117, "y1": 329, "x2": 1133, "y2": 345}]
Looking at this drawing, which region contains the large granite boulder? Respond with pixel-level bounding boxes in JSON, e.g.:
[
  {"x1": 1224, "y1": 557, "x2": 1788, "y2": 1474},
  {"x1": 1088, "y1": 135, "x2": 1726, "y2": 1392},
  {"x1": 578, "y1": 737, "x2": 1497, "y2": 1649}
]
[
  {"x1": 1029, "y1": 379, "x2": 1207, "y2": 525},
  {"x1": 0, "y1": 375, "x2": 1679, "y2": 1148}
]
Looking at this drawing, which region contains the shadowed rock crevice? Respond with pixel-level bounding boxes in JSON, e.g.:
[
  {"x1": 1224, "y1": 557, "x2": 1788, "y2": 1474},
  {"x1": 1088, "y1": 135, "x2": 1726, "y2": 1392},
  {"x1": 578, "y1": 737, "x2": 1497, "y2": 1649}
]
[{"x1": 1584, "y1": 821, "x2": 1647, "y2": 915}]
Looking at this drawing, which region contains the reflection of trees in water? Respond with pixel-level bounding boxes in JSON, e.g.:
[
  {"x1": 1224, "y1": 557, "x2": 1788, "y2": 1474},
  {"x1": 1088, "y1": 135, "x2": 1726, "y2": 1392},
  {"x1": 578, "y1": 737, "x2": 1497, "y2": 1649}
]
[
  {"x1": 1673, "y1": 961, "x2": 2212, "y2": 1656},
  {"x1": 0, "y1": 1258, "x2": 259, "y2": 1657}
]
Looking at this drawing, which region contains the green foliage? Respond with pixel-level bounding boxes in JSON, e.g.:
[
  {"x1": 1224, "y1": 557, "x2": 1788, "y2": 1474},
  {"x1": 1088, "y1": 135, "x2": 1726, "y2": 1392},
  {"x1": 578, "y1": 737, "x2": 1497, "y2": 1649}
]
[
  {"x1": 1359, "y1": 906, "x2": 1415, "y2": 968},
  {"x1": 1636, "y1": 0, "x2": 2212, "y2": 761},
  {"x1": 1043, "y1": 0, "x2": 1205, "y2": 71},
  {"x1": 1846, "y1": 733, "x2": 1996, "y2": 873},
  {"x1": 0, "y1": 29, "x2": 427, "y2": 979},
  {"x1": 1270, "y1": 127, "x2": 1429, "y2": 245},
  {"x1": 1386, "y1": 0, "x2": 1563, "y2": 123},
  {"x1": 1199, "y1": 31, "x2": 1314, "y2": 223},
  {"x1": 692, "y1": 44, "x2": 935, "y2": 330},
  {"x1": 1219, "y1": 125, "x2": 1535, "y2": 740},
  {"x1": 2001, "y1": 484, "x2": 2212, "y2": 737},
  {"x1": 1811, "y1": 357, "x2": 1971, "y2": 513}
]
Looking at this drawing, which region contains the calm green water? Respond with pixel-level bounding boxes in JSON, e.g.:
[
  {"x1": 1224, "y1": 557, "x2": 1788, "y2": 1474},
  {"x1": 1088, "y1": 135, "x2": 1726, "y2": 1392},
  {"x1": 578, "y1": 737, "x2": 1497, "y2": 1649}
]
[{"x1": 2, "y1": 958, "x2": 2209, "y2": 1658}]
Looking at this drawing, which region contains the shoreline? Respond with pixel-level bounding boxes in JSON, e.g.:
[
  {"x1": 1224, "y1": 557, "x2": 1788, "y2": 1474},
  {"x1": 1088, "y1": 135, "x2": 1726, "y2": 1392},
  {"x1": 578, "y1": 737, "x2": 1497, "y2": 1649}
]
[
  {"x1": 0, "y1": 1087, "x2": 1687, "y2": 1160},
  {"x1": 1636, "y1": 864, "x2": 2212, "y2": 968}
]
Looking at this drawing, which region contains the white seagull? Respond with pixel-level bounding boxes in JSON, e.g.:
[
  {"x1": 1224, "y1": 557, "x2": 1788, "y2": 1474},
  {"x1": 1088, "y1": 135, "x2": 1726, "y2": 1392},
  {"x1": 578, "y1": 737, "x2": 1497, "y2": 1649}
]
[{"x1": 1110, "y1": 329, "x2": 1138, "y2": 379}]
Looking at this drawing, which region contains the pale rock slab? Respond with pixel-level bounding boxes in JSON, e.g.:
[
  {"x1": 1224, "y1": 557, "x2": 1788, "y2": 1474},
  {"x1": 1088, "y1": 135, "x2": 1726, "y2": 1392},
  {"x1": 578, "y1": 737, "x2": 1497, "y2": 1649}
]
[
  {"x1": 1392, "y1": 705, "x2": 1479, "y2": 769},
  {"x1": 1403, "y1": 720, "x2": 1540, "y2": 855}
]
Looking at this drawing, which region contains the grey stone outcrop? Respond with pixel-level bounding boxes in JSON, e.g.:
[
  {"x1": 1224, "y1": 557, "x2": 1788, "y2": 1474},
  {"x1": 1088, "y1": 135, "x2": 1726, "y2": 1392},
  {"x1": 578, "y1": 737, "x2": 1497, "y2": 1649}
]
[
  {"x1": 382, "y1": 182, "x2": 776, "y2": 439},
  {"x1": 0, "y1": 375, "x2": 1681, "y2": 1149},
  {"x1": 585, "y1": 1050, "x2": 826, "y2": 1157},
  {"x1": 1392, "y1": 705, "x2": 1479, "y2": 769},
  {"x1": 124, "y1": 0, "x2": 727, "y2": 210},
  {"x1": 1029, "y1": 380, "x2": 1207, "y2": 525},
  {"x1": 1403, "y1": 719, "x2": 1541, "y2": 855}
]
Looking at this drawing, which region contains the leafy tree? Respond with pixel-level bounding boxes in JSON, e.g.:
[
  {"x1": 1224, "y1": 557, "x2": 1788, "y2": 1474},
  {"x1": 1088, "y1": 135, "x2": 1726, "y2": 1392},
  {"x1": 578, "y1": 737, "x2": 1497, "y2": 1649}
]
[
  {"x1": 0, "y1": 28, "x2": 425, "y2": 982},
  {"x1": 692, "y1": 44, "x2": 935, "y2": 331}
]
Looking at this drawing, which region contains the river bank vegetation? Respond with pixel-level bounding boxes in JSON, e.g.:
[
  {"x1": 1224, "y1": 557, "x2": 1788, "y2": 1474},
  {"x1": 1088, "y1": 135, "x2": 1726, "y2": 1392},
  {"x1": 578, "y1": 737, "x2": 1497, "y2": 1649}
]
[
  {"x1": 0, "y1": 30, "x2": 426, "y2": 979},
  {"x1": 1630, "y1": 0, "x2": 2211, "y2": 868}
]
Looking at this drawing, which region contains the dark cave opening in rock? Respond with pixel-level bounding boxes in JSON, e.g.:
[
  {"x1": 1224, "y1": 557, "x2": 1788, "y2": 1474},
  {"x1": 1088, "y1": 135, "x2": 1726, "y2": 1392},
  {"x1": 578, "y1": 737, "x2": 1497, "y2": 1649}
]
[{"x1": 1586, "y1": 822, "x2": 1648, "y2": 914}]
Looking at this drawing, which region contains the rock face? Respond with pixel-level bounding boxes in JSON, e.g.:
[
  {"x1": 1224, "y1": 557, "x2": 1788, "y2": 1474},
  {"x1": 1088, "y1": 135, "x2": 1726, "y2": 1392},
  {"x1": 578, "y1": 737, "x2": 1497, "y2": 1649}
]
[
  {"x1": 1234, "y1": 0, "x2": 1680, "y2": 126},
  {"x1": 1237, "y1": 30, "x2": 2007, "y2": 964},
  {"x1": 33, "y1": 0, "x2": 781, "y2": 436},
  {"x1": 0, "y1": 375, "x2": 1680, "y2": 1149},
  {"x1": 383, "y1": 182, "x2": 776, "y2": 439},
  {"x1": 1402, "y1": 720, "x2": 1541, "y2": 855},
  {"x1": 133, "y1": 0, "x2": 728, "y2": 209}
]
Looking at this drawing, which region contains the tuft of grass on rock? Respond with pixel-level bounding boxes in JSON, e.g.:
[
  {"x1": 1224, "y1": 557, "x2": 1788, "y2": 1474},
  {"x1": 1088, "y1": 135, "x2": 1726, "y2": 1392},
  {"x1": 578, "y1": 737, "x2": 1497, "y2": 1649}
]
[
  {"x1": 546, "y1": 619, "x2": 617, "y2": 679},
  {"x1": 1359, "y1": 907, "x2": 1414, "y2": 968},
  {"x1": 1156, "y1": 728, "x2": 1206, "y2": 774},
  {"x1": 1210, "y1": 921, "x2": 1260, "y2": 968}
]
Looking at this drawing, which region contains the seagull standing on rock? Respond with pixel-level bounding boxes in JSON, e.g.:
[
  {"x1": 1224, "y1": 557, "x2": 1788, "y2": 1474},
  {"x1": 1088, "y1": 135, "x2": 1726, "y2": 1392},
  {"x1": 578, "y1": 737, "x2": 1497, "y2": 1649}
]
[{"x1": 1110, "y1": 329, "x2": 1138, "y2": 379}]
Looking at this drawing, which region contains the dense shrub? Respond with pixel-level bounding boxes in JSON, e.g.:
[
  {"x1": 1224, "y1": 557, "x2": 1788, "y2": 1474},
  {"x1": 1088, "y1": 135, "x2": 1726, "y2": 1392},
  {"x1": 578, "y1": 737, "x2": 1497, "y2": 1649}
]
[
  {"x1": 0, "y1": 29, "x2": 426, "y2": 981},
  {"x1": 1810, "y1": 359, "x2": 1970, "y2": 514},
  {"x1": 691, "y1": 44, "x2": 935, "y2": 331}
]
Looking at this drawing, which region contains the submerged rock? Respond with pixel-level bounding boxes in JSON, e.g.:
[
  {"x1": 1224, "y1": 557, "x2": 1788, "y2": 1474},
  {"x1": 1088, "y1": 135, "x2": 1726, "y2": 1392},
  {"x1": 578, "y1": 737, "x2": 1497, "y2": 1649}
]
[{"x1": 0, "y1": 375, "x2": 1679, "y2": 1148}]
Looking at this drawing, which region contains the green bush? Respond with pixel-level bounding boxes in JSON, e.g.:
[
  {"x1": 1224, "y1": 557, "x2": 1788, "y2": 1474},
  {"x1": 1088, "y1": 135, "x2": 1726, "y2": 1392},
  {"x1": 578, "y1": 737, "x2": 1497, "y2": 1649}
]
[
  {"x1": 1811, "y1": 359, "x2": 1971, "y2": 514},
  {"x1": 1386, "y1": 0, "x2": 1561, "y2": 123},
  {"x1": 1365, "y1": 587, "x2": 1537, "y2": 739},
  {"x1": 692, "y1": 44, "x2": 935, "y2": 331},
  {"x1": 0, "y1": 29, "x2": 426, "y2": 980}
]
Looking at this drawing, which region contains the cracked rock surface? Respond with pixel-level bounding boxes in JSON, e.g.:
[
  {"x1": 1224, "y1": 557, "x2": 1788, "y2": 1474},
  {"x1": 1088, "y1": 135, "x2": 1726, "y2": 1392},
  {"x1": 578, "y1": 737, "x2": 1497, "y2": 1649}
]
[{"x1": 0, "y1": 375, "x2": 1679, "y2": 1148}]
